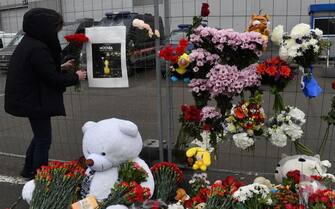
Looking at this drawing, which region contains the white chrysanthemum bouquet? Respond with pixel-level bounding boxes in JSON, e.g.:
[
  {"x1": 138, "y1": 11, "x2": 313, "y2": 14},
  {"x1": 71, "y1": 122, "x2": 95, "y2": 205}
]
[
  {"x1": 232, "y1": 183, "x2": 272, "y2": 208},
  {"x1": 266, "y1": 106, "x2": 314, "y2": 155},
  {"x1": 271, "y1": 23, "x2": 324, "y2": 68}
]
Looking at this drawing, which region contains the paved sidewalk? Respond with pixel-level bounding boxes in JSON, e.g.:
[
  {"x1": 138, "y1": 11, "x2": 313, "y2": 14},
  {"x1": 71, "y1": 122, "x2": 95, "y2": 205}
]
[{"x1": 0, "y1": 156, "x2": 28, "y2": 209}]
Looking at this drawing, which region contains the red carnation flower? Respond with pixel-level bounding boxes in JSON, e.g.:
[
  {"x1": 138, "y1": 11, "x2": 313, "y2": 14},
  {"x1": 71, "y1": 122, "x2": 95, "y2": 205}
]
[
  {"x1": 64, "y1": 33, "x2": 89, "y2": 43},
  {"x1": 201, "y1": 3, "x2": 210, "y2": 17}
]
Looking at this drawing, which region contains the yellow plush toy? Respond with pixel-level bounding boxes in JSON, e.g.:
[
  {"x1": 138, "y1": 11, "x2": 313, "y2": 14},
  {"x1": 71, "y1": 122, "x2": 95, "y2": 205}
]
[
  {"x1": 171, "y1": 53, "x2": 191, "y2": 83},
  {"x1": 247, "y1": 13, "x2": 270, "y2": 42},
  {"x1": 186, "y1": 147, "x2": 211, "y2": 171}
]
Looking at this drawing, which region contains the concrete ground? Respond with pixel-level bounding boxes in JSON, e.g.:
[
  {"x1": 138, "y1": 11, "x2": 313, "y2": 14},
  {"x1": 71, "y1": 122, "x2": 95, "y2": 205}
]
[{"x1": 1, "y1": 63, "x2": 335, "y2": 207}]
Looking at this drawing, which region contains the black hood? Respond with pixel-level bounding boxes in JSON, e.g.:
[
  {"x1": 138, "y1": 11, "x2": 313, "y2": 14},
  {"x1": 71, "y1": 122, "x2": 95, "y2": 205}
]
[{"x1": 23, "y1": 8, "x2": 63, "y2": 65}]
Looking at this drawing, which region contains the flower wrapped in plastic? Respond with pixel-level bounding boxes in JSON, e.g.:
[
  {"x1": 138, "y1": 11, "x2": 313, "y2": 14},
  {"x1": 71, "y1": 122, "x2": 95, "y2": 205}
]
[
  {"x1": 233, "y1": 183, "x2": 273, "y2": 208},
  {"x1": 29, "y1": 161, "x2": 86, "y2": 209},
  {"x1": 257, "y1": 56, "x2": 295, "y2": 112},
  {"x1": 226, "y1": 94, "x2": 266, "y2": 150},
  {"x1": 151, "y1": 162, "x2": 184, "y2": 203},
  {"x1": 266, "y1": 106, "x2": 313, "y2": 155},
  {"x1": 271, "y1": 23, "x2": 328, "y2": 98}
]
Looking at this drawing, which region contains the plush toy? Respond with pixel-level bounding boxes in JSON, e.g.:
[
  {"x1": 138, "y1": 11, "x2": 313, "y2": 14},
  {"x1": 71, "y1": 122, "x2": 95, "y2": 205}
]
[
  {"x1": 247, "y1": 13, "x2": 270, "y2": 43},
  {"x1": 254, "y1": 176, "x2": 274, "y2": 190},
  {"x1": 22, "y1": 118, "x2": 155, "y2": 209},
  {"x1": 171, "y1": 53, "x2": 191, "y2": 83},
  {"x1": 274, "y1": 154, "x2": 331, "y2": 183},
  {"x1": 186, "y1": 147, "x2": 211, "y2": 171},
  {"x1": 175, "y1": 188, "x2": 189, "y2": 203},
  {"x1": 80, "y1": 118, "x2": 155, "y2": 209}
]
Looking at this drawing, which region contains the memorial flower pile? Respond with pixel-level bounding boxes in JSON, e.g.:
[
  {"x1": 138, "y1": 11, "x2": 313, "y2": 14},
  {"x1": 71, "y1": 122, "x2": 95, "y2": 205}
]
[{"x1": 171, "y1": 11, "x2": 266, "y2": 152}]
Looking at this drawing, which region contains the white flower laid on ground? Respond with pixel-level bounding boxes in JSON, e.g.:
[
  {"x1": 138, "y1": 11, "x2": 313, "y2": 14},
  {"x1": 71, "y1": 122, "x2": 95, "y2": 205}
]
[
  {"x1": 132, "y1": 18, "x2": 160, "y2": 38},
  {"x1": 233, "y1": 183, "x2": 272, "y2": 206},
  {"x1": 266, "y1": 106, "x2": 306, "y2": 148},
  {"x1": 232, "y1": 133, "x2": 254, "y2": 150}
]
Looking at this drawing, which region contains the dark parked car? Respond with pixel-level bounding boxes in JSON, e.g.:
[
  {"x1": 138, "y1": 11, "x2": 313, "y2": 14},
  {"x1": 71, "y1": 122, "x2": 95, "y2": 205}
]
[
  {"x1": 0, "y1": 18, "x2": 94, "y2": 72},
  {"x1": 97, "y1": 11, "x2": 165, "y2": 74}
]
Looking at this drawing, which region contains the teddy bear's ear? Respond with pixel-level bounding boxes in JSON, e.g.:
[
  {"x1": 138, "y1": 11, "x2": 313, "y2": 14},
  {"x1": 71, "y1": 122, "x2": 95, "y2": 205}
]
[
  {"x1": 82, "y1": 121, "x2": 96, "y2": 133},
  {"x1": 119, "y1": 120, "x2": 138, "y2": 137},
  {"x1": 264, "y1": 14, "x2": 270, "y2": 20},
  {"x1": 281, "y1": 153, "x2": 288, "y2": 159},
  {"x1": 314, "y1": 154, "x2": 320, "y2": 159}
]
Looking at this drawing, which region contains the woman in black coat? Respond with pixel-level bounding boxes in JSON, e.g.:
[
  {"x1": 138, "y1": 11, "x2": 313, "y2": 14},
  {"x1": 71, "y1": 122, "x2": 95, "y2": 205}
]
[{"x1": 4, "y1": 8, "x2": 86, "y2": 179}]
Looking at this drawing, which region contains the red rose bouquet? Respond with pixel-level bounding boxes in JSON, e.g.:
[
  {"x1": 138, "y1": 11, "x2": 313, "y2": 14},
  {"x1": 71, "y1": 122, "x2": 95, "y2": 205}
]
[
  {"x1": 29, "y1": 161, "x2": 86, "y2": 209},
  {"x1": 257, "y1": 56, "x2": 295, "y2": 113},
  {"x1": 151, "y1": 162, "x2": 183, "y2": 202}
]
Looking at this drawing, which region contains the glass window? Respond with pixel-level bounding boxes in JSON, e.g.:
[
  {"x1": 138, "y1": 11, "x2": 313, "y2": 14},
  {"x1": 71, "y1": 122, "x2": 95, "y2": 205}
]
[{"x1": 314, "y1": 17, "x2": 335, "y2": 36}]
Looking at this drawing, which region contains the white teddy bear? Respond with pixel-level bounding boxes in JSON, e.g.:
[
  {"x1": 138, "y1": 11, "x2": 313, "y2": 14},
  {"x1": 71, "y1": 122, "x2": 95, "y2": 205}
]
[
  {"x1": 81, "y1": 118, "x2": 155, "y2": 209},
  {"x1": 274, "y1": 154, "x2": 332, "y2": 183},
  {"x1": 22, "y1": 118, "x2": 155, "y2": 209}
]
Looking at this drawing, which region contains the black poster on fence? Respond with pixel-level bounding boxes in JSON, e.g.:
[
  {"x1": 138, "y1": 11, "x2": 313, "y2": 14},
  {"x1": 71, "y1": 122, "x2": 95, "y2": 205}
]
[{"x1": 91, "y1": 43, "x2": 122, "y2": 78}]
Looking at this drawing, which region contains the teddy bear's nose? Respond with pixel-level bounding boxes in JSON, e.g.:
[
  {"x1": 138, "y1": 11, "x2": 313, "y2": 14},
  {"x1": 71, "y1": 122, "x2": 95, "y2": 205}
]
[{"x1": 86, "y1": 159, "x2": 94, "y2": 167}]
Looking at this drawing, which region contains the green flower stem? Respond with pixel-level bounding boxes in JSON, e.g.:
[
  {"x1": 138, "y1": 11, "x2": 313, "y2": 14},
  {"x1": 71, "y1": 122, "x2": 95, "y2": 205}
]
[
  {"x1": 273, "y1": 92, "x2": 285, "y2": 113},
  {"x1": 294, "y1": 141, "x2": 314, "y2": 156},
  {"x1": 318, "y1": 124, "x2": 330, "y2": 158}
]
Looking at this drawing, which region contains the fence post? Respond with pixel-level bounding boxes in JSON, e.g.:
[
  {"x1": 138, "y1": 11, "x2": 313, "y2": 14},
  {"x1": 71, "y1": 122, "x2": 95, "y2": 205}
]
[{"x1": 154, "y1": 0, "x2": 164, "y2": 162}]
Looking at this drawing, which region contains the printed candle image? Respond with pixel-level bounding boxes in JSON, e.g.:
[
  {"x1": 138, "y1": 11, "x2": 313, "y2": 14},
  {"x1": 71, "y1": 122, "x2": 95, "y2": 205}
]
[{"x1": 91, "y1": 43, "x2": 122, "y2": 78}]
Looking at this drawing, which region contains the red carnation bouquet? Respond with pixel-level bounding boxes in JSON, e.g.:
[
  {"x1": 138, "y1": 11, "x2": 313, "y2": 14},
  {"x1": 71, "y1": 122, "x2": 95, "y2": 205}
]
[
  {"x1": 99, "y1": 181, "x2": 151, "y2": 209},
  {"x1": 308, "y1": 189, "x2": 335, "y2": 208},
  {"x1": 257, "y1": 56, "x2": 295, "y2": 113},
  {"x1": 64, "y1": 33, "x2": 90, "y2": 91},
  {"x1": 29, "y1": 161, "x2": 86, "y2": 209},
  {"x1": 118, "y1": 161, "x2": 148, "y2": 183},
  {"x1": 184, "y1": 176, "x2": 244, "y2": 209},
  {"x1": 151, "y1": 162, "x2": 184, "y2": 202},
  {"x1": 176, "y1": 104, "x2": 203, "y2": 149},
  {"x1": 64, "y1": 33, "x2": 89, "y2": 45}
]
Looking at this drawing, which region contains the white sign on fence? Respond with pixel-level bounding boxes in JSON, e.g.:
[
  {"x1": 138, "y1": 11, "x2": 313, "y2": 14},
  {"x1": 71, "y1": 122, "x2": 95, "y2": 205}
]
[{"x1": 85, "y1": 26, "x2": 129, "y2": 88}]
